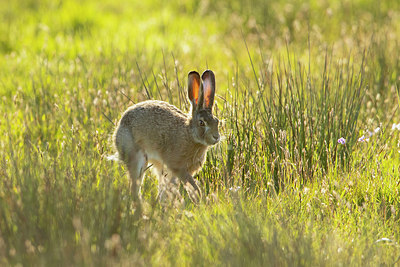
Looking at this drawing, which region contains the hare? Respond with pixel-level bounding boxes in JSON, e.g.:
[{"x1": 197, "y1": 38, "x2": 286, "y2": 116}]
[{"x1": 113, "y1": 70, "x2": 220, "y2": 204}]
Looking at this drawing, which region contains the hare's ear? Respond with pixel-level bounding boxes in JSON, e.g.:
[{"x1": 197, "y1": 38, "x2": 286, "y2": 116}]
[
  {"x1": 188, "y1": 71, "x2": 201, "y2": 113},
  {"x1": 201, "y1": 70, "x2": 216, "y2": 111}
]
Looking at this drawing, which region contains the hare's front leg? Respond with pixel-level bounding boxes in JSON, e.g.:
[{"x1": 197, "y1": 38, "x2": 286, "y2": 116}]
[
  {"x1": 154, "y1": 164, "x2": 182, "y2": 204},
  {"x1": 173, "y1": 170, "x2": 202, "y2": 203}
]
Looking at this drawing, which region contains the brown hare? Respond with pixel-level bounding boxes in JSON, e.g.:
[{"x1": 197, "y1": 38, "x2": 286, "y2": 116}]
[{"x1": 113, "y1": 70, "x2": 220, "y2": 204}]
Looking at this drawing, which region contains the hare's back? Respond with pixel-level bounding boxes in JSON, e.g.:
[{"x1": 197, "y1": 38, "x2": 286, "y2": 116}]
[{"x1": 119, "y1": 100, "x2": 188, "y2": 143}]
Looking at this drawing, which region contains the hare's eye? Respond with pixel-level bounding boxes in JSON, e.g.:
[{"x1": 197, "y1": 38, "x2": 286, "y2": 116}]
[{"x1": 199, "y1": 120, "x2": 205, "y2": 126}]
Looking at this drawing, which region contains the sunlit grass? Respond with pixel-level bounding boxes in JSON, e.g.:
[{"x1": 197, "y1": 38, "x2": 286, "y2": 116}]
[{"x1": 1, "y1": 0, "x2": 400, "y2": 265}]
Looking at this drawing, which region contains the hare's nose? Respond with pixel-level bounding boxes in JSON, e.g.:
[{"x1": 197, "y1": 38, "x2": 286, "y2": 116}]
[{"x1": 213, "y1": 134, "x2": 220, "y2": 142}]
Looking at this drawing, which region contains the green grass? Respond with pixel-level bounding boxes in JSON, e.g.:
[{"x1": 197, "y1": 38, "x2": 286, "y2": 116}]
[{"x1": 1, "y1": 0, "x2": 400, "y2": 265}]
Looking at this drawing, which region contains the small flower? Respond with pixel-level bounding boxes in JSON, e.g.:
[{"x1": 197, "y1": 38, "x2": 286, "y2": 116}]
[
  {"x1": 374, "y1": 127, "x2": 380, "y2": 134},
  {"x1": 358, "y1": 135, "x2": 369, "y2": 142},
  {"x1": 338, "y1": 137, "x2": 346, "y2": 145},
  {"x1": 303, "y1": 187, "x2": 310, "y2": 194},
  {"x1": 229, "y1": 186, "x2": 241, "y2": 192},
  {"x1": 392, "y1": 123, "x2": 400, "y2": 131}
]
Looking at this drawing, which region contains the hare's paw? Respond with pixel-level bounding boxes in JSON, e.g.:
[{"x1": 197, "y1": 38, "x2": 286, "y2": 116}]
[{"x1": 184, "y1": 181, "x2": 202, "y2": 204}]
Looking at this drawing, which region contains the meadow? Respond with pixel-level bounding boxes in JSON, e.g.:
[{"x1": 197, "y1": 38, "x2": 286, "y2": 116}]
[{"x1": 1, "y1": 0, "x2": 400, "y2": 265}]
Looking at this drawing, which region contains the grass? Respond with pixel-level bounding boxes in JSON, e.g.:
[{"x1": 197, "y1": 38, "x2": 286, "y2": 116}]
[{"x1": 1, "y1": 0, "x2": 400, "y2": 265}]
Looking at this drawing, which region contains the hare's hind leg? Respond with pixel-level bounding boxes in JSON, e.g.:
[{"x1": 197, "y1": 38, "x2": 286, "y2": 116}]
[
  {"x1": 126, "y1": 147, "x2": 147, "y2": 202},
  {"x1": 115, "y1": 126, "x2": 147, "y2": 202},
  {"x1": 152, "y1": 162, "x2": 168, "y2": 201}
]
